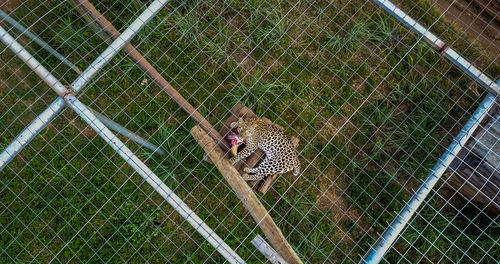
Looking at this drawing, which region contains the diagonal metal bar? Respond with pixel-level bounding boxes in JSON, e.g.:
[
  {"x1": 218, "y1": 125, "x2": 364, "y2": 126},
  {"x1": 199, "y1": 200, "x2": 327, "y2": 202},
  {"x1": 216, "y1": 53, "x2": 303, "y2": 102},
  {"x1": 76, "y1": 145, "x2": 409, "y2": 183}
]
[
  {"x1": 0, "y1": 25, "x2": 246, "y2": 264},
  {"x1": 371, "y1": 0, "x2": 500, "y2": 96},
  {"x1": 70, "y1": 0, "x2": 230, "y2": 152},
  {"x1": 362, "y1": 88, "x2": 498, "y2": 263},
  {"x1": 0, "y1": 9, "x2": 82, "y2": 74},
  {"x1": 0, "y1": 0, "x2": 169, "y2": 171},
  {"x1": 90, "y1": 109, "x2": 165, "y2": 155}
]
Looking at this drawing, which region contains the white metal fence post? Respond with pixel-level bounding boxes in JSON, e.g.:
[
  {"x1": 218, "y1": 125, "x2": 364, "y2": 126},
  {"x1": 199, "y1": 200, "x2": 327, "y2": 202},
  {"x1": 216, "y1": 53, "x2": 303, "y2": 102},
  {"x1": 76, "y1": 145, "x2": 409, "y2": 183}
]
[{"x1": 0, "y1": 0, "x2": 170, "y2": 171}]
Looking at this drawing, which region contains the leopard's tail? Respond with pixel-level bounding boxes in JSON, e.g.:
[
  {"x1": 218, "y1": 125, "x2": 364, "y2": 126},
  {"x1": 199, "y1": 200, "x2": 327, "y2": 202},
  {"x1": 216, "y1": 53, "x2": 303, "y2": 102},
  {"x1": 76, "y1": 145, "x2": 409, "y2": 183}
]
[{"x1": 293, "y1": 165, "x2": 301, "y2": 176}]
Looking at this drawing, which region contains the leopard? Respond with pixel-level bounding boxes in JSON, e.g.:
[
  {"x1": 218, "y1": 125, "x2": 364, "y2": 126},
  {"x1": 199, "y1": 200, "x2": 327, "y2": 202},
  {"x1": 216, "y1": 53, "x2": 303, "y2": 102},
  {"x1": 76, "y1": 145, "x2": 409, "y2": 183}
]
[{"x1": 229, "y1": 116, "x2": 301, "y2": 181}]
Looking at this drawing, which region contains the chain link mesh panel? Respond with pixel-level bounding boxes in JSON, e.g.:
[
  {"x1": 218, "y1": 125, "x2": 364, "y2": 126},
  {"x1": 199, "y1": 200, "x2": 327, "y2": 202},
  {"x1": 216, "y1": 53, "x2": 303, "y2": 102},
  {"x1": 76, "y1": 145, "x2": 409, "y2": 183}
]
[{"x1": 1, "y1": 0, "x2": 498, "y2": 263}]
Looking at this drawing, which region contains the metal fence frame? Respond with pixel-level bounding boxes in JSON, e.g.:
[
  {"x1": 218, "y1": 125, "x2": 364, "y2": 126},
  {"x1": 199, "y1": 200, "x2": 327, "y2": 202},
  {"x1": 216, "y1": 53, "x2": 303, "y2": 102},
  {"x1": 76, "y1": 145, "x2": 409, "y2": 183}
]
[
  {"x1": 0, "y1": 0, "x2": 498, "y2": 263},
  {"x1": 0, "y1": 1, "x2": 245, "y2": 263},
  {"x1": 363, "y1": 0, "x2": 499, "y2": 262}
]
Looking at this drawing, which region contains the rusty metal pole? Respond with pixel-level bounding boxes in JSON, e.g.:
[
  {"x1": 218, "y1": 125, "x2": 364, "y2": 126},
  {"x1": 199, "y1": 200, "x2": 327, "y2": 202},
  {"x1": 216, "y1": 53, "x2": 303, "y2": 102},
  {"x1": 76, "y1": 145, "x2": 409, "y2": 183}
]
[{"x1": 70, "y1": 0, "x2": 230, "y2": 152}]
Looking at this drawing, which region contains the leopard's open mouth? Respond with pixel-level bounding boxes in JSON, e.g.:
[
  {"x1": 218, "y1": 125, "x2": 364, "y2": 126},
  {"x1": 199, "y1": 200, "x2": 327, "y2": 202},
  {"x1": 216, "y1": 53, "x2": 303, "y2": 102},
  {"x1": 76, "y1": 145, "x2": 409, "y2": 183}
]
[{"x1": 226, "y1": 129, "x2": 245, "y2": 155}]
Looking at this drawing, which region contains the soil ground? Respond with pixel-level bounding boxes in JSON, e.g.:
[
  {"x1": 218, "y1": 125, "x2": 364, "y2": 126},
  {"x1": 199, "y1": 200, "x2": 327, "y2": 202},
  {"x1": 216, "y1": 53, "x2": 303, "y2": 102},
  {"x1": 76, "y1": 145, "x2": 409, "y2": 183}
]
[{"x1": 430, "y1": 0, "x2": 500, "y2": 65}]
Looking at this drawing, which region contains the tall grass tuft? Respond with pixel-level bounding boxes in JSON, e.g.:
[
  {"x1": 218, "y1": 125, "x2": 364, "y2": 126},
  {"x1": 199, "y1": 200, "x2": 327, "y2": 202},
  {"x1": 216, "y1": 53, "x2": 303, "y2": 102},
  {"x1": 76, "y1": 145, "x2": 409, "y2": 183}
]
[{"x1": 224, "y1": 76, "x2": 290, "y2": 113}]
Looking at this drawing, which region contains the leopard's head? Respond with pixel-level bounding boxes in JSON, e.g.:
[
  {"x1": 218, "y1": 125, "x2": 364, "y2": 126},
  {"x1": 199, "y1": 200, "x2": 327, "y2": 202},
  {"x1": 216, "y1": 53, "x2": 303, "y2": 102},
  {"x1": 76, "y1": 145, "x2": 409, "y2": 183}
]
[{"x1": 232, "y1": 117, "x2": 260, "y2": 140}]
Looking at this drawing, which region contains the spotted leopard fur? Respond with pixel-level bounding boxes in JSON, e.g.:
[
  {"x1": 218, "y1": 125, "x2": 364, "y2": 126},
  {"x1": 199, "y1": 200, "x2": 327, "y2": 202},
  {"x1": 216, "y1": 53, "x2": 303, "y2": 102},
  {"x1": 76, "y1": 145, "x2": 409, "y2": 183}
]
[{"x1": 229, "y1": 117, "x2": 301, "y2": 180}]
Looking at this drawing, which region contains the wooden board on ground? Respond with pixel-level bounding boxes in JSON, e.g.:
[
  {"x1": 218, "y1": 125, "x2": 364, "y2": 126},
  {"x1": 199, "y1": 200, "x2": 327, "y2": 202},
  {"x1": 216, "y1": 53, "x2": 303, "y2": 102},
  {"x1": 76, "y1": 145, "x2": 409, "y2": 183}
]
[{"x1": 191, "y1": 126, "x2": 303, "y2": 264}]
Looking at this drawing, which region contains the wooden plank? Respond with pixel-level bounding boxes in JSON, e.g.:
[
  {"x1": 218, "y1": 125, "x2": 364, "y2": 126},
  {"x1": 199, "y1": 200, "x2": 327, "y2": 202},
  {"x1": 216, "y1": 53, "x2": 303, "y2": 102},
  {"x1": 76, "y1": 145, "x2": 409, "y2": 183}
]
[
  {"x1": 447, "y1": 158, "x2": 500, "y2": 214},
  {"x1": 446, "y1": 100, "x2": 500, "y2": 215},
  {"x1": 448, "y1": 119, "x2": 499, "y2": 213},
  {"x1": 251, "y1": 235, "x2": 288, "y2": 264},
  {"x1": 191, "y1": 126, "x2": 303, "y2": 264}
]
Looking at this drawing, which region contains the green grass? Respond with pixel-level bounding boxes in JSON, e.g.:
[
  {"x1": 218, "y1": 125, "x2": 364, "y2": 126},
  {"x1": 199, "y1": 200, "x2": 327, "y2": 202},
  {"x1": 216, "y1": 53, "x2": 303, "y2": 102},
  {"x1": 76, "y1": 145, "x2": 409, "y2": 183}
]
[{"x1": 0, "y1": 0, "x2": 499, "y2": 263}]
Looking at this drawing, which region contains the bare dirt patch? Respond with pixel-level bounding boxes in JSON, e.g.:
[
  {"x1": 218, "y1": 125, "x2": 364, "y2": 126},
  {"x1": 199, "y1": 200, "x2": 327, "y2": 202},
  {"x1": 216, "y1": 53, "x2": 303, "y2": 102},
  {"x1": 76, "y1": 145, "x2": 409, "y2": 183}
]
[
  {"x1": 232, "y1": 51, "x2": 256, "y2": 76},
  {"x1": 265, "y1": 57, "x2": 282, "y2": 73},
  {"x1": 352, "y1": 77, "x2": 366, "y2": 91},
  {"x1": 316, "y1": 173, "x2": 371, "y2": 245},
  {"x1": 318, "y1": 115, "x2": 354, "y2": 139},
  {"x1": 429, "y1": 0, "x2": 500, "y2": 65},
  {"x1": 69, "y1": 117, "x2": 96, "y2": 138},
  {"x1": 1, "y1": 0, "x2": 22, "y2": 12}
]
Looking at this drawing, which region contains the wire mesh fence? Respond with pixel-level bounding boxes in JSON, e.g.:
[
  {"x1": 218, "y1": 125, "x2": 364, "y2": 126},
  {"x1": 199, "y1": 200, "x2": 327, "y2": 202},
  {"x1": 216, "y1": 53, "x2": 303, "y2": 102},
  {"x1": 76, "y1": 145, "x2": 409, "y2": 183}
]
[{"x1": 0, "y1": 0, "x2": 498, "y2": 263}]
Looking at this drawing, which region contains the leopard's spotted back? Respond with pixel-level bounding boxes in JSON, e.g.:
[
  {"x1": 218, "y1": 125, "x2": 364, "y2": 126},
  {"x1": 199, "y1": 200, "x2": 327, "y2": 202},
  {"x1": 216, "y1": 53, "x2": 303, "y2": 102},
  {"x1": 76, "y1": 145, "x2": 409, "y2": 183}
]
[{"x1": 229, "y1": 117, "x2": 301, "y2": 180}]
